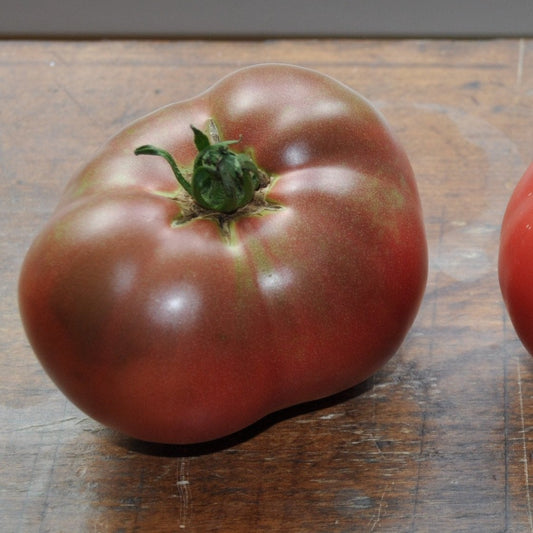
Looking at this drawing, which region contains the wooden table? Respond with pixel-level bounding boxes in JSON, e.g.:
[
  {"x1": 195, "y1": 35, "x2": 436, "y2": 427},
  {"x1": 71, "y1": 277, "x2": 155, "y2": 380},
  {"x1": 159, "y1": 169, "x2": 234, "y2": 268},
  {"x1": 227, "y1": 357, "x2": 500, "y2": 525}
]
[{"x1": 2, "y1": 39, "x2": 533, "y2": 532}]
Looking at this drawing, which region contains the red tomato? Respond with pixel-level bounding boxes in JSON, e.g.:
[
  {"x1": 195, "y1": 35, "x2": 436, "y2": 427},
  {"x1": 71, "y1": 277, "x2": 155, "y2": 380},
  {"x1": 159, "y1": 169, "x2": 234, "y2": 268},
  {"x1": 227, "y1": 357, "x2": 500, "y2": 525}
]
[
  {"x1": 18, "y1": 64, "x2": 427, "y2": 444},
  {"x1": 500, "y1": 162, "x2": 533, "y2": 354}
]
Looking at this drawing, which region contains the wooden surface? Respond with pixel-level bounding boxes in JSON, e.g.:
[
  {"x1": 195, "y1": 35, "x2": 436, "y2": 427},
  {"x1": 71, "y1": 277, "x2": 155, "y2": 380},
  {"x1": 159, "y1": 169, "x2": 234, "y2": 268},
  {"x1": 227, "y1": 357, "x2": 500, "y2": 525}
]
[{"x1": 2, "y1": 38, "x2": 533, "y2": 532}]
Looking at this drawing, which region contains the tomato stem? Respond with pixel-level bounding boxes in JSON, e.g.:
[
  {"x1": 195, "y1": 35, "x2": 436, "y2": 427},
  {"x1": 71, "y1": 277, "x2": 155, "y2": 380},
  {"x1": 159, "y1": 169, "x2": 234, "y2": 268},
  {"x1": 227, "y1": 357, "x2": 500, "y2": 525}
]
[
  {"x1": 134, "y1": 145, "x2": 193, "y2": 196},
  {"x1": 134, "y1": 124, "x2": 267, "y2": 214}
]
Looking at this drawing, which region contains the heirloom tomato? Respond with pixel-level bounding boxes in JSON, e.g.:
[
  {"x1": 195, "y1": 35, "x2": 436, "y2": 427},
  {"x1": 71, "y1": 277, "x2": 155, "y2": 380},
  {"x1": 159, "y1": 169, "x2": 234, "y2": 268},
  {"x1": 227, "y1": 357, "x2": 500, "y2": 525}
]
[
  {"x1": 19, "y1": 64, "x2": 427, "y2": 444},
  {"x1": 500, "y1": 162, "x2": 533, "y2": 355}
]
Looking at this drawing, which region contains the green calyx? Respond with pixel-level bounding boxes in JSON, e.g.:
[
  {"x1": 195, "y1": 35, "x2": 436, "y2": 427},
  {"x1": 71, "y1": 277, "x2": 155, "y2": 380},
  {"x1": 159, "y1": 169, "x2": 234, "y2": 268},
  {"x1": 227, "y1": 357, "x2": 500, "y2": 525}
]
[{"x1": 134, "y1": 124, "x2": 267, "y2": 214}]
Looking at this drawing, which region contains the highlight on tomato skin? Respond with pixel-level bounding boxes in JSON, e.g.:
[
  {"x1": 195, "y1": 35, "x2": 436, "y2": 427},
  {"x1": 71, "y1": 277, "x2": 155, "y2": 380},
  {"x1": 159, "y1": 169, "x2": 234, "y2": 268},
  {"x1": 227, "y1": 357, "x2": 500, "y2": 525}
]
[
  {"x1": 18, "y1": 63, "x2": 428, "y2": 445},
  {"x1": 499, "y1": 162, "x2": 533, "y2": 356}
]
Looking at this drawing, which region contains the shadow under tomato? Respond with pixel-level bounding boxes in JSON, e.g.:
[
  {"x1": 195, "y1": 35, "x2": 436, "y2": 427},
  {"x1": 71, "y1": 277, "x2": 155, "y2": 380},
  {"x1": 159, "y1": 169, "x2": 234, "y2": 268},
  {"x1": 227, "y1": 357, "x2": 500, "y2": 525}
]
[{"x1": 110, "y1": 376, "x2": 374, "y2": 457}]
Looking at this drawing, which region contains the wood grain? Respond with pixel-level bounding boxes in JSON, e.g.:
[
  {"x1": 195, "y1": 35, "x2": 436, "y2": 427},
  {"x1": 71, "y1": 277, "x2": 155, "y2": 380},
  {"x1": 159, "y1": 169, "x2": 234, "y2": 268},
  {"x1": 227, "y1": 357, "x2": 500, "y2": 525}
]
[{"x1": 2, "y1": 38, "x2": 533, "y2": 532}]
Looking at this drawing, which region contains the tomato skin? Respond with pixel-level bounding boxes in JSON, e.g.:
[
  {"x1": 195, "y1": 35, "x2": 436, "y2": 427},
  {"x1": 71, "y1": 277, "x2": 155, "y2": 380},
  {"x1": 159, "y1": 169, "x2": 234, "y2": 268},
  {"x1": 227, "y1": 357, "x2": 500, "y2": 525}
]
[
  {"x1": 499, "y1": 163, "x2": 533, "y2": 355},
  {"x1": 19, "y1": 64, "x2": 427, "y2": 444}
]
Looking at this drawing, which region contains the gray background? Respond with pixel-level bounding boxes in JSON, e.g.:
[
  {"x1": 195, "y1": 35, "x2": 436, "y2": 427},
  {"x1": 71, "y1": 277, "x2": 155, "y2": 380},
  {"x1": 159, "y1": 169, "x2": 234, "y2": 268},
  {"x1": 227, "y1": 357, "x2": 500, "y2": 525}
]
[{"x1": 2, "y1": 0, "x2": 533, "y2": 38}]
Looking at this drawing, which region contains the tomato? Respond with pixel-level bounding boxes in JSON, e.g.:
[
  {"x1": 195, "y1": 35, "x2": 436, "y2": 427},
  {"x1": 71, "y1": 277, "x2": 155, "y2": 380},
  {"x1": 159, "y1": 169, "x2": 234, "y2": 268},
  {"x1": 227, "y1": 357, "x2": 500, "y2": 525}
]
[
  {"x1": 18, "y1": 64, "x2": 427, "y2": 444},
  {"x1": 500, "y1": 162, "x2": 533, "y2": 355}
]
